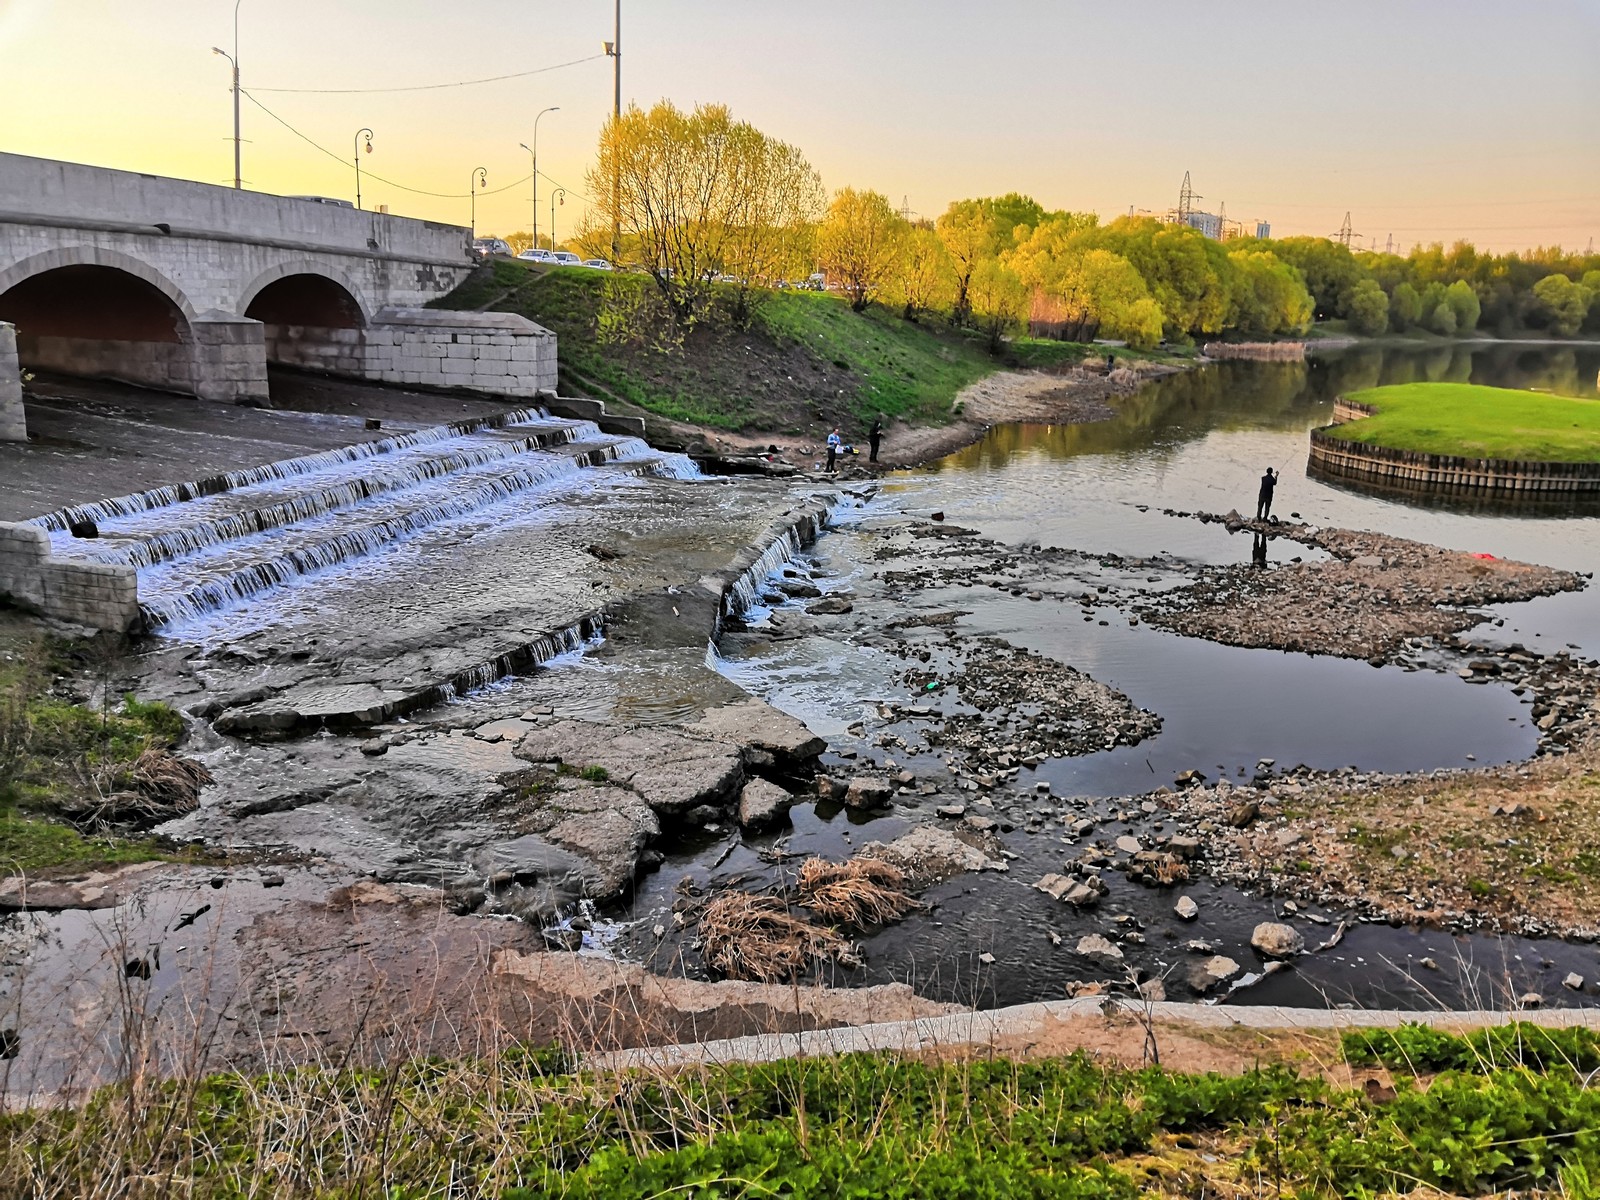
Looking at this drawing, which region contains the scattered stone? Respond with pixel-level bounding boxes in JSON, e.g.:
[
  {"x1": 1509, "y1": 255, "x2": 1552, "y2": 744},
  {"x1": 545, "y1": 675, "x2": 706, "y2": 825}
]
[
  {"x1": 736, "y1": 779, "x2": 794, "y2": 829},
  {"x1": 515, "y1": 719, "x2": 743, "y2": 815},
  {"x1": 1418, "y1": 957, "x2": 1438, "y2": 971},
  {"x1": 1187, "y1": 956, "x2": 1241, "y2": 995},
  {"x1": 1076, "y1": 934, "x2": 1125, "y2": 966},
  {"x1": 1174, "y1": 895, "x2": 1199, "y2": 921},
  {"x1": 859, "y1": 825, "x2": 1008, "y2": 886},
  {"x1": 1250, "y1": 922, "x2": 1304, "y2": 958},
  {"x1": 1564, "y1": 973, "x2": 1585, "y2": 991},
  {"x1": 807, "y1": 596, "x2": 855, "y2": 615},
  {"x1": 358, "y1": 738, "x2": 389, "y2": 757},
  {"x1": 1175, "y1": 769, "x2": 1206, "y2": 788},
  {"x1": 1519, "y1": 992, "x2": 1544, "y2": 1009},
  {"x1": 1228, "y1": 801, "x2": 1261, "y2": 829},
  {"x1": 844, "y1": 776, "x2": 893, "y2": 809},
  {"x1": 1033, "y1": 873, "x2": 1074, "y2": 901},
  {"x1": 935, "y1": 804, "x2": 967, "y2": 819},
  {"x1": 1138, "y1": 978, "x2": 1167, "y2": 1003},
  {"x1": 978, "y1": 952, "x2": 996, "y2": 965},
  {"x1": 1114, "y1": 835, "x2": 1141, "y2": 854},
  {"x1": 260, "y1": 873, "x2": 285, "y2": 889}
]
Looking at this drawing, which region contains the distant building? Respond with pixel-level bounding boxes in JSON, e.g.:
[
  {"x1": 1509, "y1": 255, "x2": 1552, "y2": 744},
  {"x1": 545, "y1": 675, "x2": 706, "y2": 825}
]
[
  {"x1": 1153, "y1": 173, "x2": 1270, "y2": 243},
  {"x1": 1255, "y1": 220, "x2": 1271, "y2": 240}
]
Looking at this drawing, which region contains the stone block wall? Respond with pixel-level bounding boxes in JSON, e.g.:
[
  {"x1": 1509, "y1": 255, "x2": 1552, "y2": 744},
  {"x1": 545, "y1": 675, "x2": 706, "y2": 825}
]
[
  {"x1": 15, "y1": 331, "x2": 195, "y2": 394},
  {"x1": 191, "y1": 310, "x2": 269, "y2": 403},
  {"x1": 0, "y1": 321, "x2": 24, "y2": 441},
  {"x1": 0, "y1": 522, "x2": 140, "y2": 631},
  {"x1": 363, "y1": 308, "x2": 557, "y2": 396}
]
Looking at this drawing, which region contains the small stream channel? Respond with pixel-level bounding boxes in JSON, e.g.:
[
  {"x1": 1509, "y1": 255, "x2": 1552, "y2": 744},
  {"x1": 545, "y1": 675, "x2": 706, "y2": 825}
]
[{"x1": 593, "y1": 340, "x2": 1600, "y2": 1011}]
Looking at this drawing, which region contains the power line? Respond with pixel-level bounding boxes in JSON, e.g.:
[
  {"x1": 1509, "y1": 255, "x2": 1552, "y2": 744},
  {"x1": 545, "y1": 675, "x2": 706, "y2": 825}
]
[
  {"x1": 250, "y1": 53, "x2": 606, "y2": 95},
  {"x1": 241, "y1": 90, "x2": 531, "y2": 199}
]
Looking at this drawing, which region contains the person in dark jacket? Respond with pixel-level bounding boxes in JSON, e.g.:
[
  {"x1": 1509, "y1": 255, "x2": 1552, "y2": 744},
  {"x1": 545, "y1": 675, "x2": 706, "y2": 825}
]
[
  {"x1": 868, "y1": 415, "x2": 884, "y2": 464},
  {"x1": 1256, "y1": 467, "x2": 1278, "y2": 521}
]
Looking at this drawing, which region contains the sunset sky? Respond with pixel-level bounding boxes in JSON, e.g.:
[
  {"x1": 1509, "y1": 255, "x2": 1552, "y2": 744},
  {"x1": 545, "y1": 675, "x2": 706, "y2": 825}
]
[{"x1": 2, "y1": 0, "x2": 1597, "y2": 253}]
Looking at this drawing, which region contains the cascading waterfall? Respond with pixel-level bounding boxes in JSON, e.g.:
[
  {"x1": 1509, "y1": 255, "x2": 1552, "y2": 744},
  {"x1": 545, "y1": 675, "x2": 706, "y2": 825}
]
[
  {"x1": 717, "y1": 497, "x2": 839, "y2": 625},
  {"x1": 428, "y1": 616, "x2": 604, "y2": 705},
  {"x1": 60, "y1": 421, "x2": 600, "y2": 568},
  {"x1": 28, "y1": 406, "x2": 552, "y2": 533},
  {"x1": 138, "y1": 447, "x2": 659, "y2": 629}
]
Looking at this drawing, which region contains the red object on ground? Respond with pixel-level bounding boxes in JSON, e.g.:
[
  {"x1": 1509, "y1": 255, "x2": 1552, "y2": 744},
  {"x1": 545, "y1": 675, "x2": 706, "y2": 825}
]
[{"x1": 1471, "y1": 553, "x2": 1497, "y2": 560}]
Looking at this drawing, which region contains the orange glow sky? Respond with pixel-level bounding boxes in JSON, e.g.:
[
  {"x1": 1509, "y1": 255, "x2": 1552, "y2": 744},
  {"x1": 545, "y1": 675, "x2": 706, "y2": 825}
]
[{"x1": 3, "y1": 0, "x2": 1597, "y2": 253}]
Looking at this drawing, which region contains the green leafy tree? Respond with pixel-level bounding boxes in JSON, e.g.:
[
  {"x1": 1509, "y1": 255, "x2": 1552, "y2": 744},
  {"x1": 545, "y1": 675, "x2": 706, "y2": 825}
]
[
  {"x1": 935, "y1": 199, "x2": 998, "y2": 323},
  {"x1": 1444, "y1": 280, "x2": 1480, "y2": 333},
  {"x1": 1531, "y1": 274, "x2": 1592, "y2": 336},
  {"x1": 966, "y1": 258, "x2": 1027, "y2": 353},
  {"x1": 1268, "y1": 237, "x2": 1368, "y2": 319},
  {"x1": 885, "y1": 225, "x2": 955, "y2": 321},
  {"x1": 1347, "y1": 279, "x2": 1390, "y2": 336},
  {"x1": 1226, "y1": 250, "x2": 1314, "y2": 336},
  {"x1": 1428, "y1": 302, "x2": 1458, "y2": 336},
  {"x1": 816, "y1": 188, "x2": 903, "y2": 312},
  {"x1": 1389, "y1": 282, "x2": 1422, "y2": 331}
]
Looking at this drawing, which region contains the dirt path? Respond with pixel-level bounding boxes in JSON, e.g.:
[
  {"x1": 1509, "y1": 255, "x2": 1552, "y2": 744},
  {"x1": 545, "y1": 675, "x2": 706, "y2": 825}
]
[{"x1": 634, "y1": 360, "x2": 1187, "y2": 473}]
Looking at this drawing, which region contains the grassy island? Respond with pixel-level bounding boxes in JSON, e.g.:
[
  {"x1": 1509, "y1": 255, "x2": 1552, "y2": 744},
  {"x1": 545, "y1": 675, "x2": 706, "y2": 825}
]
[{"x1": 1336, "y1": 383, "x2": 1600, "y2": 462}]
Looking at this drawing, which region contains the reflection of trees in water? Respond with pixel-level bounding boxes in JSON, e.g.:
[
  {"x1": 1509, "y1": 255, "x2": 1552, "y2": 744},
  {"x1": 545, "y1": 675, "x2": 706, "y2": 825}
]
[{"x1": 935, "y1": 343, "x2": 1600, "y2": 472}]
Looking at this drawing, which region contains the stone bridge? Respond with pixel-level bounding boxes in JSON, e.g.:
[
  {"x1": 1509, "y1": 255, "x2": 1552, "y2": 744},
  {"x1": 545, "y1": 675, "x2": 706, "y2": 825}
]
[{"x1": 0, "y1": 152, "x2": 556, "y2": 439}]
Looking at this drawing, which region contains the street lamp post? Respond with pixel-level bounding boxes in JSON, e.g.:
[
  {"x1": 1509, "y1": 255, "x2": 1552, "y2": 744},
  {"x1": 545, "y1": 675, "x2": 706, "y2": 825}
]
[
  {"x1": 605, "y1": 0, "x2": 621, "y2": 259},
  {"x1": 519, "y1": 106, "x2": 559, "y2": 250},
  {"x1": 353, "y1": 128, "x2": 373, "y2": 210},
  {"x1": 210, "y1": 41, "x2": 242, "y2": 189},
  {"x1": 550, "y1": 188, "x2": 566, "y2": 253},
  {"x1": 469, "y1": 167, "x2": 488, "y2": 236}
]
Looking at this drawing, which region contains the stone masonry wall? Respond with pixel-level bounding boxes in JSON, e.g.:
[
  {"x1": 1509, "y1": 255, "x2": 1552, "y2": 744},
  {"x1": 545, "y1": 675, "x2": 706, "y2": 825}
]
[
  {"x1": 0, "y1": 321, "x2": 24, "y2": 441},
  {"x1": 0, "y1": 522, "x2": 140, "y2": 632},
  {"x1": 363, "y1": 308, "x2": 557, "y2": 396}
]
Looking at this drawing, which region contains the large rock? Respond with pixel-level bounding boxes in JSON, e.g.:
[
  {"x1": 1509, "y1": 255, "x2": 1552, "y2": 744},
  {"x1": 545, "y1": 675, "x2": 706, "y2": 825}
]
[
  {"x1": 683, "y1": 698, "x2": 826, "y2": 765},
  {"x1": 844, "y1": 776, "x2": 893, "y2": 809},
  {"x1": 515, "y1": 719, "x2": 742, "y2": 815},
  {"x1": 860, "y1": 824, "x2": 1008, "y2": 886},
  {"x1": 1076, "y1": 934, "x2": 1125, "y2": 967},
  {"x1": 492, "y1": 783, "x2": 662, "y2": 900},
  {"x1": 1186, "y1": 955, "x2": 1241, "y2": 995},
  {"x1": 737, "y1": 778, "x2": 795, "y2": 829},
  {"x1": 1250, "y1": 922, "x2": 1305, "y2": 958}
]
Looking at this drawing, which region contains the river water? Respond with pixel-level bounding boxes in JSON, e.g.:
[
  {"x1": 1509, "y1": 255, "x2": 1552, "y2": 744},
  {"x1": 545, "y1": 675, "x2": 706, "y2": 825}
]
[{"x1": 622, "y1": 340, "x2": 1600, "y2": 1011}]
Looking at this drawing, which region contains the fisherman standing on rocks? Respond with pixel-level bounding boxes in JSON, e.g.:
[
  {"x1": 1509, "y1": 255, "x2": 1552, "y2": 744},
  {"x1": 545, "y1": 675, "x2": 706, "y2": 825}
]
[
  {"x1": 1256, "y1": 467, "x2": 1278, "y2": 521},
  {"x1": 868, "y1": 415, "x2": 884, "y2": 464},
  {"x1": 826, "y1": 426, "x2": 842, "y2": 473}
]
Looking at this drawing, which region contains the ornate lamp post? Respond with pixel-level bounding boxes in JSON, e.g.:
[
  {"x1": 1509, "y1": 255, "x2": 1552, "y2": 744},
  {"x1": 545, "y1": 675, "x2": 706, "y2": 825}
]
[
  {"x1": 353, "y1": 129, "x2": 373, "y2": 209},
  {"x1": 469, "y1": 167, "x2": 488, "y2": 235},
  {"x1": 549, "y1": 188, "x2": 566, "y2": 253}
]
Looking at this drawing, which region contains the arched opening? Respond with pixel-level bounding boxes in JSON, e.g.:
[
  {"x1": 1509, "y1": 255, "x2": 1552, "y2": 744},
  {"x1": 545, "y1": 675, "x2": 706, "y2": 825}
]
[
  {"x1": 244, "y1": 273, "x2": 367, "y2": 378},
  {"x1": 0, "y1": 264, "x2": 197, "y2": 393},
  {"x1": 244, "y1": 273, "x2": 364, "y2": 329}
]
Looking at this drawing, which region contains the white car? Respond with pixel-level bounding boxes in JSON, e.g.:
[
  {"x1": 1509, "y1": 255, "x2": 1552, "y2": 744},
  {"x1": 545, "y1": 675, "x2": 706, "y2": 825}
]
[
  {"x1": 551, "y1": 251, "x2": 583, "y2": 266},
  {"x1": 517, "y1": 248, "x2": 555, "y2": 263},
  {"x1": 582, "y1": 258, "x2": 613, "y2": 271}
]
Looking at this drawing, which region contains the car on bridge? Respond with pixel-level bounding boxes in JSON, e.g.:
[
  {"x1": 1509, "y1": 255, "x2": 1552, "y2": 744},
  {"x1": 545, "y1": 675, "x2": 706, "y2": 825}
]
[
  {"x1": 473, "y1": 237, "x2": 512, "y2": 261},
  {"x1": 582, "y1": 258, "x2": 613, "y2": 271}
]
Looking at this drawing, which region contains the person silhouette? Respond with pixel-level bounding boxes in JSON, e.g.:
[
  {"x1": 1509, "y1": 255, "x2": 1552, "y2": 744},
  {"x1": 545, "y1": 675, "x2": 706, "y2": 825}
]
[
  {"x1": 1251, "y1": 530, "x2": 1268, "y2": 568},
  {"x1": 1256, "y1": 467, "x2": 1278, "y2": 521}
]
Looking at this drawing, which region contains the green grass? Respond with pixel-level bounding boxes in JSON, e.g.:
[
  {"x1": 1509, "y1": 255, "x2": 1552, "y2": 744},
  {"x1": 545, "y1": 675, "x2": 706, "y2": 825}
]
[
  {"x1": 10, "y1": 1036, "x2": 1600, "y2": 1197},
  {"x1": 0, "y1": 810, "x2": 167, "y2": 875},
  {"x1": 1335, "y1": 382, "x2": 1600, "y2": 461},
  {"x1": 437, "y1": 262, "x2": 1003, "y2": 434}
]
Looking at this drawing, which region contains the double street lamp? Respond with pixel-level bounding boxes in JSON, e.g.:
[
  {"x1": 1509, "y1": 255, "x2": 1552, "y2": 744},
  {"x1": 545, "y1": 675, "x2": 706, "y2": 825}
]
[
  {"x1": 519, "y1": 105, "x2": 559, "y2": 250},
  {"x1": 353, "y1": 128, "x2": 373, "y2": 210}
]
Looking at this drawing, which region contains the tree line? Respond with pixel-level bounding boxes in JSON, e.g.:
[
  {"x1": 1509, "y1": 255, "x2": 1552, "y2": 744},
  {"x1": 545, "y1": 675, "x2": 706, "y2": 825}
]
[{"x1": 569, "y1": 100, "x2": 1599, "y2": 350}]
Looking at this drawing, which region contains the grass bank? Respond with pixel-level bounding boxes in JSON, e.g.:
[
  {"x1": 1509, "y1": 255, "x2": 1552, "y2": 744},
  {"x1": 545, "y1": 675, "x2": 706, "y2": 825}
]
[
  {"x1": 1335, "y1": 383, "x2": 1600, "y2": 461},
  {"x1": 7, "y1": 1022, "x2": 1600, "y2": 1196},
  {"x1": 438, "y1": 263, "x2": 1144, "y2": 438},
  {"x1": 0, "y1": 610, "x2": 190, "y2": 877}
]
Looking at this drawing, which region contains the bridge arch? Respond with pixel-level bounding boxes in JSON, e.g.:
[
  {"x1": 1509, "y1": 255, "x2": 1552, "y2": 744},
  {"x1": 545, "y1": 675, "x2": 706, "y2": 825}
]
[
  {"x1": 0, "y1": 247, "x2": 200, "y2": 394},
  {"x1": 240, "y1": 261, "x2": 371, "y2": 378},
  {"x1": 239, "y1": 261, "x2": 371, "y2": 327}
]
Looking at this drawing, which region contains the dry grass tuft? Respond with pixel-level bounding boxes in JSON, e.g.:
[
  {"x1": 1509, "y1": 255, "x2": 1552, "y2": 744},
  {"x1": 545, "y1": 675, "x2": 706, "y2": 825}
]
[
  {"x1": 60, "y1": 749, "x2": 213, "y2": 828},
  {"x1": 699, "y1": 892, "x2": 845, "y2": 982},
  {"x1": 796, "y1": 856, "x2": 921, "y2": 928}
]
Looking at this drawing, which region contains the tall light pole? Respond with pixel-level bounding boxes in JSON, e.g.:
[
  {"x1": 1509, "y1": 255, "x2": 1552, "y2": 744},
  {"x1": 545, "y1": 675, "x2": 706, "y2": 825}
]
[
  {"x1": 519, "y1": 106, "x2": 558, "y2": 250},
  {"x1": 605, "y1": 0, "x2": 621, "y2": 259},
  {"x1": 550, "y1": 188, "x2": 566, "y2": 252},
  {"x1": 210, "y1": 39, "x2": 242, "y2": 189},
  {"x1": 469, "y1": 167, "x2": 488, "y2": 236},
  {"x1": 352, "y1": 128, "x2": 373, "y2": 210}
]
